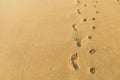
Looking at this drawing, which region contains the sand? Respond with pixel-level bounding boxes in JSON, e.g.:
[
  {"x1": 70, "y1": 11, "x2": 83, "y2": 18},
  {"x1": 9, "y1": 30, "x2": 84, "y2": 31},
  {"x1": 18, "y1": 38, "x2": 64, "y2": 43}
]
[{"x1": 0, "y1": 0, "x2": 120, "y2": 80}]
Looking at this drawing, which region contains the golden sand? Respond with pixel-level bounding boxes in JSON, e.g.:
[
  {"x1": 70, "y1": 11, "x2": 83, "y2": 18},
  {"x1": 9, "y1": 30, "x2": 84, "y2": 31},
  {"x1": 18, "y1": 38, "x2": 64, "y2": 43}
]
[{"x1": 0, "y1": 0, "x2": 120, "y2": 80}]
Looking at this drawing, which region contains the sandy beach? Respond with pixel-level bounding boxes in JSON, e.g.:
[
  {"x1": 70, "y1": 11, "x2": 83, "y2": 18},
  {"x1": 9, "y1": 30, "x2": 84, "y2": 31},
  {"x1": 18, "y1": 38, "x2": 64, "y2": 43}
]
[{"x1": 0, "y1": 0, "x2": 120, "y2": 80}]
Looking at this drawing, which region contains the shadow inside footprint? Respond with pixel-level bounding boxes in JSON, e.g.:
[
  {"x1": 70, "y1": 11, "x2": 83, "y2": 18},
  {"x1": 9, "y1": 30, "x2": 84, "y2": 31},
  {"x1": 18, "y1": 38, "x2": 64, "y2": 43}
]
[
  {"x1": 89, "y1": 49, "x2": 96, "y2": 55},
  {"x1": 77, "y1": 9, "x2": 81, "y2": 14},
  {"x1": 90, "y1": 67, "x2": 96, "y2": 74},
  {"x1": 75, "y1": 38, "x2": 81, "y2": 47},
  {"x1": 71, "y1": 53, "x2": 78, "y2": 61},
  {"x1": 72, "y1": 62, "x2": 79, "y2": 70},
  {"x1": 92, "y1": 26, "x2": 96, "y2": 29},
  {"x1": 77, "y1": 0, "x2": 80, "y2": 3},
  {"x1": 71, "y1": 53, "x2": 79, "y2": 70},
  {"x1": 83, "y1": 18, "x2": 87, "y2": 22}
]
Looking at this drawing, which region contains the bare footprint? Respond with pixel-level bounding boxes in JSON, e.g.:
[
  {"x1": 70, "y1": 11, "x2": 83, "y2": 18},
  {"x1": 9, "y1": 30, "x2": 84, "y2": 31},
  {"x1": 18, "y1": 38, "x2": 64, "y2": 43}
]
[
  {"x1": 94, "y1": 5, "x2": 97, "y2": 7},
  {"x1": 75, "y1": 38, "x2": 81, "y2": 47},
  {"x1": 72, "y1": 62, "x2": 79, "y2": 70},
  {"x1": 83, "y1": 18, "x2": 87, "y2": 22},
  {"x1": 92, "y1": 26, "x2": 96, "y2": 30},
  {"x1": 92, "y1": 17, "x2": 96, "y2": 21},
  {"x1": 72, "y1": 24, "x2": 78, "y2": 31},
  {"x1": 96, "y1": 1, "x2": 98, "y2": 3},
  {"x1": 96, "y1": 11, "x2": 100, "y2": 14},
  {"x1": 89, "y1": 49, "x2": 96, "y2": 55},
  {"x1": 77, "y1": 9, "x2": 81, "y2": 14},
  {"x1": 84, "y1": 4, "x2": 87, "y2": 7},
  {"x1": 90, "y1": 67, "x2": 96, "y2": 74},
  {"x1": 88, "y1": 36, "x2": 92, "y2": 39},
  {"x1": 71, "y1": 53, "x2": 78, "y2": 61},
  {"x1": 71, "y1": 53, "x2": 79, "y2": 70},
  {"x1": 77, "y1": 0, "x2": 80, "y2": 3}
]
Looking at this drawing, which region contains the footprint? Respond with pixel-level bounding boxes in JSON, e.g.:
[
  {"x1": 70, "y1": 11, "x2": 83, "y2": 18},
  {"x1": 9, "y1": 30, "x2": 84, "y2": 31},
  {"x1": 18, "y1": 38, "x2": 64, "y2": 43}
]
[
  {"x1": 92, "y1": 0, "x2": 98, "y2": 3},
  {"x1": 96, "y1": 1, "x2": 98, "y2": 3},
  {"x1": 71, "y1": 53, "x2": 79, "y2": 70},
  {"x1": 77, "y1": 9, "x2": 81, "y2": 14},
  {"x1": 75, "y1": 38, "x2": 81, "y2": 47},
  {"x1": 83, "y1": 18, "x2": 87, "y2": 22},
  {"x1": 90, "y1": 67, "x2": 96, "y2": 74},
  {"x1": 92, "y1": 17, "x2": 96, "y2": 21},
  {"x1": 77, "y1": 0, "x2": 80, "y2": 3},
  {"x1": 89, "y1": 49, "x2": 96, "y2": 55},
  {"x1": 72, "y1": 62, "x2": 79, "y2": 70},
  {"x1": 72, "y1": 24, "x2": 78, "y2": 31},
  {"x1": 84, "y1": 4, "x2": 87, "y2": 7},
  {"x1": 94, "y1": 5, "x2": 97, "y2": 7},
  {"x1": 71, "y1": 53, "x2": 78, "y2": 61},
  {"x1": 88, "y1": 36, "x2": 92, "y2": 40},
  {"x1": 96, "y1": 11, "x2": 99, "y2": 14},
  {"x1": 92, "y1": 26, "x2": 96, "y2": 30}
]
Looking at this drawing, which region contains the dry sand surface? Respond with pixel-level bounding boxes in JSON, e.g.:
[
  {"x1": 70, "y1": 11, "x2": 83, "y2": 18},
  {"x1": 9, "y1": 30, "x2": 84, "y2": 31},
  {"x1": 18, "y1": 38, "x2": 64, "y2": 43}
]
[{"x1": 0, "y1": 0, "x2": 120, "y2": 80}]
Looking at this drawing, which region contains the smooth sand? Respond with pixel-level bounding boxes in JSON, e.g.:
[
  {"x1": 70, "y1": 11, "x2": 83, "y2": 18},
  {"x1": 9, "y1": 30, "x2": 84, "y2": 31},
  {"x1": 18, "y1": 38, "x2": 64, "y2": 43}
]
[{"x1": 0, "y1": 0, "x2": 120, "y2": 80}]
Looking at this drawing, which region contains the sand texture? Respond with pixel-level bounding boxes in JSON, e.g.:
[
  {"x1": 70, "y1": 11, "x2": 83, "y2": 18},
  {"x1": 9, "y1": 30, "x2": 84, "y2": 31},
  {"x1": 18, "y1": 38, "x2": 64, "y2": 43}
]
[{"x1": 0, "y1": 0, "x2": 120, "y2": 80}]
